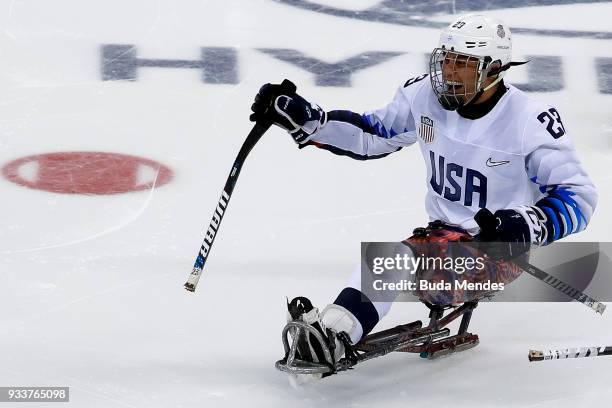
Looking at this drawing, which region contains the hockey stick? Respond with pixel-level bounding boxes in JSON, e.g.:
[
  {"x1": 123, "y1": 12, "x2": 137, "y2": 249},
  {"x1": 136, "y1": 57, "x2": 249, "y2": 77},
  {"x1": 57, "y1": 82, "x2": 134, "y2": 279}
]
[
  {"x1": 513, "y1": 259, "x2": 606, "y2": 315},
  {"x1": 528, "y1": 346, "x2": 612, "y2": 361},
  {"x1": 184, "y1": 79, "x2": 296, "y2": 292}
]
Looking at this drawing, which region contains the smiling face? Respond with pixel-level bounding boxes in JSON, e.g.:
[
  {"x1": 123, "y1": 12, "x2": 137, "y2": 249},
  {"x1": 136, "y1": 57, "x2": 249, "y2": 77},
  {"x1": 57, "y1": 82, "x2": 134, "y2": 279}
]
[
  {"x1": 429, "y1": 48, "x2": 499, "y2": 110},
  {"x1": 441, "y1": 52, "x2": 480, "y2": 99}
]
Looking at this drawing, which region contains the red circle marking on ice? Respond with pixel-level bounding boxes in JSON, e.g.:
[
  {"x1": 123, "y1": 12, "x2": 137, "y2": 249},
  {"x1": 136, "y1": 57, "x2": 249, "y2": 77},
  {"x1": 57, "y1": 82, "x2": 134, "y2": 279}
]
[{"x1": 2, "y1": 152, "x2": 173, "y2": 195}]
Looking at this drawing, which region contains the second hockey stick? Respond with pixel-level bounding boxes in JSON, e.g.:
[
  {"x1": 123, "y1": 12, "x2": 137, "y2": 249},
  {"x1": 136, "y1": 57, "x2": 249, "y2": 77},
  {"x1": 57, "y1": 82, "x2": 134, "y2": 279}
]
[
  {"x1": 514, "y1": 259, "x2": 606, "y2": 315},
  {"x1": 184, "y1": 79, "x2": 296, "y2": 292},
  {"x1": 528, "y1": 346, "x2": 612, "y2": 361}
]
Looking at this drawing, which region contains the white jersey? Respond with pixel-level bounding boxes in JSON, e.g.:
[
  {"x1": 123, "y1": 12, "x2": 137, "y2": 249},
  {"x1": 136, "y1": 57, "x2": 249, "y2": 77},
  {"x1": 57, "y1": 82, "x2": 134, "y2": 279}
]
[{"x1": 305, "y1": 74, "x2": 597, "y2": 244}]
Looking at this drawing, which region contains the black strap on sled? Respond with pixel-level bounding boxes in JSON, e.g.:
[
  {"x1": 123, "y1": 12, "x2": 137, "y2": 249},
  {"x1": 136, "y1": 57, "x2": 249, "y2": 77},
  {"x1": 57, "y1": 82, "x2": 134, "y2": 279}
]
[{"x1": 336, "y1": 331, "x2": 359, "y2": 367}]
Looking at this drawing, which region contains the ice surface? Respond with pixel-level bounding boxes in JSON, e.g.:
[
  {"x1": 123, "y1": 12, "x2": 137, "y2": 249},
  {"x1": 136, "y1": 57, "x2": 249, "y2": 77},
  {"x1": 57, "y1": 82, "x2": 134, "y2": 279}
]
[{"x1": 1, "y1": 0, "x2": 611, "y2": 407}]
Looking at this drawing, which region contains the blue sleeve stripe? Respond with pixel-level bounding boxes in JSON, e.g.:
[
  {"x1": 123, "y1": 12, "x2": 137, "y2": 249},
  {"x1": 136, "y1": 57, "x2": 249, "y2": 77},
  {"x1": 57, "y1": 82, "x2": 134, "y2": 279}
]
[
  {"x1": 548, "y1": 189, "x2": 585, "y2": 231},
  {"x1": 327, "y1": 110, "x2": 376, "y2": 134},
  {"x1": 364, "y1": 115, "x2": 401, "y2": 139},
  {"x1": 539, "y1": 205, "x2": 560, "y2": 242},
  {"x1": 553, "y1": 197, "x2": 577, "y2": 234},
  {"x1": 300, "y1": 141, "x2": 400, "y2": 161},
  {"x1": 530, "y1": 176, "x2": 548, "y2": 194},
  {"x1": 328, "y1": 110, "x2": 403, "y2": 140},
  {"x1": 539, "y1": 197, "x2": 572, "y2": 238}
]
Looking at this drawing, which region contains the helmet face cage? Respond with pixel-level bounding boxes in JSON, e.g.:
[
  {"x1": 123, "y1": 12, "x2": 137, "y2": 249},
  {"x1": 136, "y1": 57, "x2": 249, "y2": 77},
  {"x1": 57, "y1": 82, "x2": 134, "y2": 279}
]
[{"x1": 429, "y1": 48, "x2": 490, "y2": 111}]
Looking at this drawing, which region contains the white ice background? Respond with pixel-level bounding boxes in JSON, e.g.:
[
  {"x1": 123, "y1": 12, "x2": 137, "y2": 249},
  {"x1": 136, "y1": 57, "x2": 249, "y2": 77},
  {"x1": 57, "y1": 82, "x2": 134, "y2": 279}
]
[{"x1": 1, "y1": 0, "x2": 612, "y2": 407}]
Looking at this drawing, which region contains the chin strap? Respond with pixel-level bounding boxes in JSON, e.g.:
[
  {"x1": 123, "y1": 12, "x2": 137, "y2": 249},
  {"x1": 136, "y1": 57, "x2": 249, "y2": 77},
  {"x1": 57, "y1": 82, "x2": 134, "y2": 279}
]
[
  {"x1": 482, "y1": 60, "x2": 529, "y2": 90},
  {"x1": 481, "y1": 76, "x2": 503, "y2": 93},
  {"x1": 470, "y1": 60, "x2": 529, "y2": 104},
  {"x1": 487, "y1": 60, "x2": 529, "y2": 78}
]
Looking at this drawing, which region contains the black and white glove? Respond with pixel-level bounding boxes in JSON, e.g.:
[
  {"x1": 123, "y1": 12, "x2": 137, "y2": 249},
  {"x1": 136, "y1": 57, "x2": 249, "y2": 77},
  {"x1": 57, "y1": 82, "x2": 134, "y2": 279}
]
[
  {"x1": 474, "y1": 208, "x2": 532, "y2": 260},
  {"x1": 250, "y1": 82, "x2": 327, "y2": 144}
]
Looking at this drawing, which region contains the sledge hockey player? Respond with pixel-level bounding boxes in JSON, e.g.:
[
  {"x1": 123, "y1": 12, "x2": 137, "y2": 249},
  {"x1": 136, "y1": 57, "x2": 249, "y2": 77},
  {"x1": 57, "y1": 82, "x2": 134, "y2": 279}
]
[{"x1": 249, "y1": 14, "x2": 597, "y2": 376}]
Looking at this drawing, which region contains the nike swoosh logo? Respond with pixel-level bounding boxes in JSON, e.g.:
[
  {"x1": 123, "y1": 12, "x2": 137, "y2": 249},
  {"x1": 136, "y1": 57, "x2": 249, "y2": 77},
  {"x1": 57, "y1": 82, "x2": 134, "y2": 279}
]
[{"x1": 486, "y1": 158, "x2": 510, "y2": 167}]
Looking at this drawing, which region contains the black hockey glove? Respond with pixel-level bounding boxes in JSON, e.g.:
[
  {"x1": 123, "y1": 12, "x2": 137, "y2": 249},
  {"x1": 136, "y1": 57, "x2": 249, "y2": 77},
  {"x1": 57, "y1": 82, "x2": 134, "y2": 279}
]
[
  {"x1": 250, "y1": 82, "x2": 327, "y2": 144},
  {"x1": 474, "y1": 208, "x2": 532, "y2": 260}
]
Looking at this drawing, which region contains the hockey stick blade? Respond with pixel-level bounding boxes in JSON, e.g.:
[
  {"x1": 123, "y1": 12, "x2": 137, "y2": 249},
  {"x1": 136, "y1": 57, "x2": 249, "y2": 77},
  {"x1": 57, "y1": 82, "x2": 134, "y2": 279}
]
[{"x1": 184, "y1": 267, "x2": 203, "y2": 292}]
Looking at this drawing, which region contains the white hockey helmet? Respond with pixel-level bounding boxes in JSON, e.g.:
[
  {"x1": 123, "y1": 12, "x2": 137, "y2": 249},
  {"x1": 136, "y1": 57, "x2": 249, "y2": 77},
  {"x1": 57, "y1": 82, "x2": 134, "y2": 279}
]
[{"x1": 429, "y1": 15, "x2": 522, "y2": 110}]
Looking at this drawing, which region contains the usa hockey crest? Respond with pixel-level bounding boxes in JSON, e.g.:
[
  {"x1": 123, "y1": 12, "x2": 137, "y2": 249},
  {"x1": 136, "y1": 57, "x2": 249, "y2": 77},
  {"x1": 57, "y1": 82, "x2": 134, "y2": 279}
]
[{"x1": 420, "y1": 116, "x2": 435, "y2": 143}]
